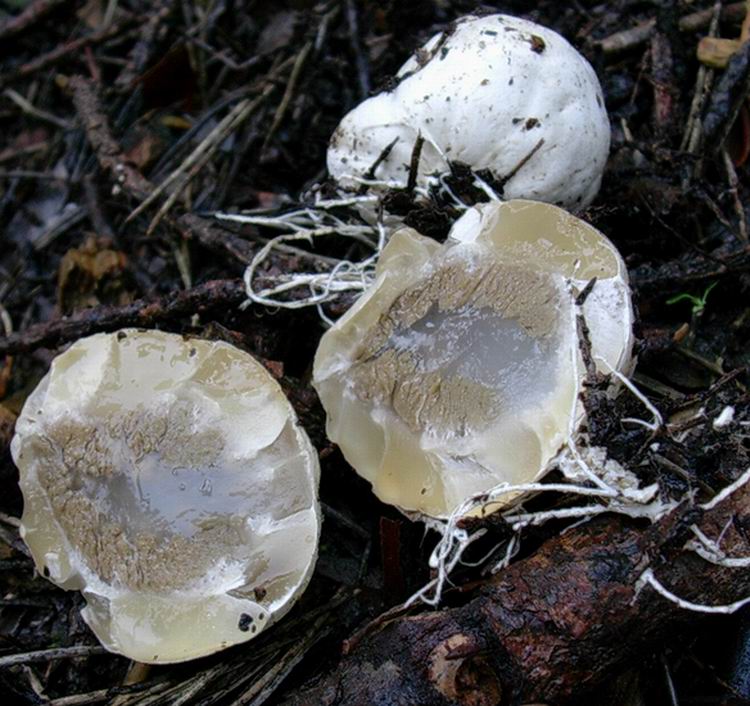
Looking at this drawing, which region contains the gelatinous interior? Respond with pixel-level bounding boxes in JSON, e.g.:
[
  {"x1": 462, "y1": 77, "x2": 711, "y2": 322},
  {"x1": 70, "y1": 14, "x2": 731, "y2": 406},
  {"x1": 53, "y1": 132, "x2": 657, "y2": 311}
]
[
  {"x1": 349, "y1": 260, "x2": 566, "y2": 439},
  {"x1": 12, "y1": 330, "x2": 320, "y2": 663},
  {"x1": 389, "y1": 306, "x2": 554, "y2": 397},
  {"x1": 314, "y1": 199, "x2": 632, "y2": 518}
]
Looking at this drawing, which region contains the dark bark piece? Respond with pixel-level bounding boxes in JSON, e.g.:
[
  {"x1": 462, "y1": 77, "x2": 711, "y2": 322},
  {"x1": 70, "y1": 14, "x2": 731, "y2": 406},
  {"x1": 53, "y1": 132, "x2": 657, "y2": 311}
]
[
  {"x1": 115, "y1": 0, "x2": 176, "y2": 90},
  {"x1": 0, "y1": 279, "x2": 245, "y2": 356},
  {"x1": 650, "y1": 31, "x2": 676, "y2": 136},
  {"x1": 175, "y1": 213, "x2": 256, "y2": 265},
  {"x1": 282, "y1": 482, "x2": 750, "y2": 705},
  {"x1": 598, "y1": 2, "x2": 747, "y2": 56}
]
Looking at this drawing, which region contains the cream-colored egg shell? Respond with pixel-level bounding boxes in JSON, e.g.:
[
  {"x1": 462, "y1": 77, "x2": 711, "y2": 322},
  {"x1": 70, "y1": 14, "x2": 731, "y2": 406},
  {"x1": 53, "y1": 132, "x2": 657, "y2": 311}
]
[
  {"x1": 328, "y1": 14, "x2": 610, "y2": 210},
  {"x1": 11, "y1": 330, "x2": 321, "y2": 663},
  {"x1": 313, "y1": 200, "x2": 632, "y2": 519}
]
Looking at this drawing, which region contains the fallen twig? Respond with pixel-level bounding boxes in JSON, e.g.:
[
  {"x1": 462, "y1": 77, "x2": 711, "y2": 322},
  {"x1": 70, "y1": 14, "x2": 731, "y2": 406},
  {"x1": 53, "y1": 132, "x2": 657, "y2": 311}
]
[
  {"x1": 0, "y1": 18, "x2": 136, "y2": 85},
  {"x1": 0, "y1": 645, "x2": 107, "y2": 668},
  {"x1": 146, "y1": 88, "x2": 274, "y2": 233},
  {"x1": 3, "y1": 88, "x2": 72, "y2": 130},
  {"x1": 598, "y1": 2, "x2": 748, "y2": 56},
  {"x1": 630, "y1": 243, "x2": 750, "y2": 293},
  {"x1": 115, "y1": 0, "x2": 176, "y2": 90},
  {"x1": 126, "y1": 83, "x2": 276, "y2": 230},
  {"x1": 0, "y1": 0, "x2": 72, "y2": 42},
  {"x1": 68, "y1": 74, "x2": 254, "y2": 265},
  {"x1": 0, "y1": 279, "x2": 245, "y2": 356},
  {"x1": 69, "y1": 75, "x2": 152, "y2": 199},
  {"x1": 703, "y1": 39, "x2": 750, "y2": 152},
  {"x1": 175, "y1": 214, "x2": 256, "y2": 264},
  {"x1": 681, "y1": 1, "x2": 722, "y2": 154},
  {"x1": 723, "y1": 147, "x2": 749, "y2": 241}
]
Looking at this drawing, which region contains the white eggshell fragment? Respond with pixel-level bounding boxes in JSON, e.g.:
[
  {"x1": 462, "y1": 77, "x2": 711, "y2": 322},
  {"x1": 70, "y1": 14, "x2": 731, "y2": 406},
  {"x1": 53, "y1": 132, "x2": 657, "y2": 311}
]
[
  {"x1": 313, "y1": 200, "x2": 632, "y2": 519},
  {"x1": 328, "y1": 14, "x2": 610, "y2": 210},
  {"x1": 11, "y1": 330, "x2": 320, "y2": 663}
]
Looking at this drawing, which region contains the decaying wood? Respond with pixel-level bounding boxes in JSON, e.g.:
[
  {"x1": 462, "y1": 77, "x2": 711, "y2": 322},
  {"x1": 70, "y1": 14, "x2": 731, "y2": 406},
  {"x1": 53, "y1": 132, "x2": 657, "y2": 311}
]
[
  {"x1": 175, "y1": 214, "x2": 256, "y2": 264},
  {"x1": 703, "y1": 39, "x2": 750, "y2": 152},
  {"x1": 630, "y1": 242, "x2": 750, "y2": 294},
  {"x1": 283, "y1": 481, "x2": 750, "y2": 705},
  {"x1": 69, "y1": 76, "x2": 153, "y2": 201},
  {"x1": 0, "y1": 279, "x2": 245, "y2": 356}
]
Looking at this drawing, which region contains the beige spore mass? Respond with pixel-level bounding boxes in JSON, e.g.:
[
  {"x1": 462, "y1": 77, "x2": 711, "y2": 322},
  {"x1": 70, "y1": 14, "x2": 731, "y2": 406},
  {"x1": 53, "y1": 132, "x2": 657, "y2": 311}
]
[
  {"x1": 12, "y1": 330, "x2": 321, "y2": 663},
  {"x1": 313, "y1": 200, "x2": 632, "y2": 518}
]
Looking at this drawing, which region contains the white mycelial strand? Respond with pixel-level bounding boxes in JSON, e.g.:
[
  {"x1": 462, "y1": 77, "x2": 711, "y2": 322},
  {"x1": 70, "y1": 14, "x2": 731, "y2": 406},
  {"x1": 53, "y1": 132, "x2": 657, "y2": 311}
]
[
  {"x1": 712, "y1": 405, "x2": 735, "y2": 430},
  {"x1": 404, "y1": 441, "x2": 675, "y2": 608},
  {"x1": 687, "y1": 525, "x2": 750, "y2": 569},
  {"x1": 595, "y1": 355, "x2": 664, "y2": 431},
  {"x1": 701, "y1": 466, "x2": 750, "y2": 511},
  {"x1": 216, "y1": 200, "x2": 388, "y2": 317},
  {"x1": 404, "y1": 354, "x2": 676, "y2": 609},
  {"x1": 635, "y1": 568, "x2": 750, "y2": 615}
]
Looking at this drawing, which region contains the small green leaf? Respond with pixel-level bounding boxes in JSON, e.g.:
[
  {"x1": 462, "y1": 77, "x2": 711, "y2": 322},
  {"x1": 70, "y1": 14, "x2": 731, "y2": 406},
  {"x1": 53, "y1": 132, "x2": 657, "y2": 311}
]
[{"x1": 666, "y1": 281, "x2": 718, "y2": 316}]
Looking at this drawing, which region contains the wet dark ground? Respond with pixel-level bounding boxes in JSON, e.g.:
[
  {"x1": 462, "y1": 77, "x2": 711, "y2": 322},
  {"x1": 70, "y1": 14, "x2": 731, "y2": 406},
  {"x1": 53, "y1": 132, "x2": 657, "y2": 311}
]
[{"x1": 0, "y1": 1, "x2": 749, "y2": 704}]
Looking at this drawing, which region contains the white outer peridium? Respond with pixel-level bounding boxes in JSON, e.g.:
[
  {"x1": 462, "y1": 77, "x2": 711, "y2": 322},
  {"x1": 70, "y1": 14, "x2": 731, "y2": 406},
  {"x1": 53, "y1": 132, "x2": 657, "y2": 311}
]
[
  {"x1": 11, "y1": 330, "x2": 321, "y2": 663},
  {"x1": 327, "y1": 14, "x2": 610, "y2": 210}
]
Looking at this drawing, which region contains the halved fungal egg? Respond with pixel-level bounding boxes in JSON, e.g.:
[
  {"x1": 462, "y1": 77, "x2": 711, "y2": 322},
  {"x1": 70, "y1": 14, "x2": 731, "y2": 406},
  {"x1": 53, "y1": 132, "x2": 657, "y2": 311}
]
[
  {"x1": 11, "y1": 330, "x2": 320, "y2": 663},
  {"x1": 313, "y1": 200, "x2": 632, "y2": 518}
]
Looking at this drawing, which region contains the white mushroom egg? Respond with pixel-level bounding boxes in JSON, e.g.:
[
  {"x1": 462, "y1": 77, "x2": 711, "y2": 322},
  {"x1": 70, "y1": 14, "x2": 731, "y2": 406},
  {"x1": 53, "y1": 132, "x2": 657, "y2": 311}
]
[
  {"x1": 11, "y1": 329, "x2": 320, "y2": 663},
  {"x1": 328, "y1": 14, "x2": 610, "y2": 210},
  {"x1": 313, "y1": 200, "x2": 632, "y2": 519}
]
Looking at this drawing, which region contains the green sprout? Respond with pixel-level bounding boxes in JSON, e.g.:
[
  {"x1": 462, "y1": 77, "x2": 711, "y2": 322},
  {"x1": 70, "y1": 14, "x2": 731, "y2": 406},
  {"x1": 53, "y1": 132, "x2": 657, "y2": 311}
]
[{"x1": 666, "y1": 281, "x2": 718, "y2": 317}]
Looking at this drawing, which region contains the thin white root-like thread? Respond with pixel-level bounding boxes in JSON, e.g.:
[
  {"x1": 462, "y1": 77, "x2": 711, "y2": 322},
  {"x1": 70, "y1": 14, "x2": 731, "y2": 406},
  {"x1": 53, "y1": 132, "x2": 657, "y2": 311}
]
[
  {"x1": 687, "y1": 525, "x2": 750, "y2": 568},
  {"x1": 405, "y1": 281, "x2": 668, "y2": 609},
  {"x1": 642, "y1": 470, "x2": 750, "y2": 610},
  {"x1": 700, "y1": 467, "x2": 750, "y2": 510},
  {"x1": 595, "y1": 355, "x2": 664, "y2": 431},
  {"x1": 223, "y1": 150, "x2": 501, "y2": 320},
  {"x1": 403, "y1": 443, "x2": 672, "y2": 609},
  {"x1": 434, "y1": 174, "x2": 470, "y2": 209},
  {"x1": 491, "y1": 533, "x2": 521, "y2": 573},
  {"x1": 563, "y1": 437, "x2": 617, "y2": 493},
  {"x1": 404, "y1": 526, "x2": 487, "y2": 608},
  {"x1": 216, "y1": 199, "x2": 388, "y2": 317},
  {"x1": 636, "y1": 568, "x2": 750, "y2": 614},
  {"x1": 504, "y1": 504, "x2": 610, "y2": 530},
  {"x1": 472, "y1": 173, "x2": 502, "y2": 201}
]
